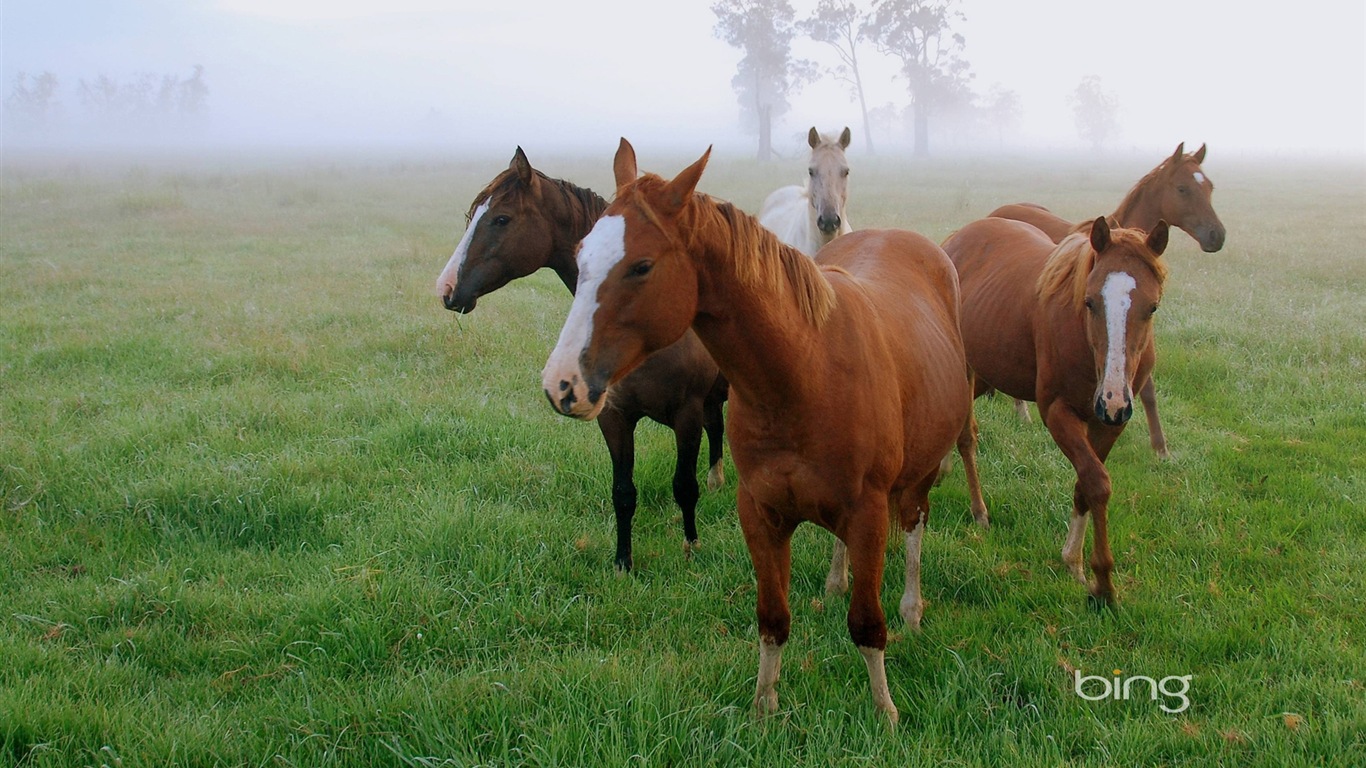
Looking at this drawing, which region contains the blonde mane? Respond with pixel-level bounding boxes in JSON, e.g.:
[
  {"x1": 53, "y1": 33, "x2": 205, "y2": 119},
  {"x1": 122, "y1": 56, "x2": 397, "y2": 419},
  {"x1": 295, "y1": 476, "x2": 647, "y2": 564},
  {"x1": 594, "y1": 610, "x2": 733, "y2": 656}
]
[
  {"x1": 629, "y1": 175, "x2": 837, "y2": 327},
  {"x1": 1037, "y1": 228, "x2": 1168, "y2": 309}
]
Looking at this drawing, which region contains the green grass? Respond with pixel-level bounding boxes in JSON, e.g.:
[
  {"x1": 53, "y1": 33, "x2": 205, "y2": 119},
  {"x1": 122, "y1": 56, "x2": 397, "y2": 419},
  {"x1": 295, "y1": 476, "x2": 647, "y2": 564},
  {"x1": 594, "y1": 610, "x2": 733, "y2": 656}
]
[{"x1": 1, "y1": 147, "x2": 1363, "y2": 767}]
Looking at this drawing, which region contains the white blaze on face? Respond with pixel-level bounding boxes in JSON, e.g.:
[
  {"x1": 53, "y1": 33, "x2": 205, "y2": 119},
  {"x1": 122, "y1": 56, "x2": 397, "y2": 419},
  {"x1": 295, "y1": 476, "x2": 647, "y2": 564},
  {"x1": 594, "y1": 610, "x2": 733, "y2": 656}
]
[
  {"x1": 541, "y1": 215, "x2": 627, "y2": 413},
  {"x1": 1100, "y1": 271, "x2": 1137, "y2": 399},
  {"x1": 435, "y1": 202, "x2": 488, "y2": 299},
  {"x1": 1193, "y1": 171, "x2": 1206, "y2": 184}
]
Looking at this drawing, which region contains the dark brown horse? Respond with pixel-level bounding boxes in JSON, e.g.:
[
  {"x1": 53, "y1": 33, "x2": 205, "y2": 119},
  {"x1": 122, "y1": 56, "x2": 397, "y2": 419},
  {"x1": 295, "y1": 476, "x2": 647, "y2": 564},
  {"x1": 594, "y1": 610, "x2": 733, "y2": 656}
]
[
  {"x1": 541, "y1": 139, "x2": 972, "y2": 725},
  {"x1": 989, "y1": 143, "x2": 1224, "y2": 455},
  {"x1": 435, "y1": 147, "x2": 728, "y2": 572},
  {"x1": 944, "y1": 216, "x2": 1169, "y2": 605}
]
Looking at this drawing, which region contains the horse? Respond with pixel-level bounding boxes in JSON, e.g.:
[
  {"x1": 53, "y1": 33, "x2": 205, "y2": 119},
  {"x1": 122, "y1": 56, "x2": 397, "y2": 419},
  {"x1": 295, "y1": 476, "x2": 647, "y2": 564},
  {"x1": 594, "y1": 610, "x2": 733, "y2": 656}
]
[
  {"x1": 541, "y1": 139, "x2": 973, "y2": 725},
  {"x1": 434, "y1": 146, "x2": 729, "y2": 572},
  {"x1": 758, "y1": 126, "x2": 853, "y2": 256},
  {"x1": 943, "y1": 215, "x2": 1170, "y2": 606},
  {"x1": 987, "y1": 142, "x2": 1224, "y2": 455}
]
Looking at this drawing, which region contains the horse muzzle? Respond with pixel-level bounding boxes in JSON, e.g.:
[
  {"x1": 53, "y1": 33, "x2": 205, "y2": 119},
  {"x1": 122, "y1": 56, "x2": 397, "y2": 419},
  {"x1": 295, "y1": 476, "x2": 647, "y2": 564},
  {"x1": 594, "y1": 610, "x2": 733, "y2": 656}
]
[
  {"x1": 816, "y1": 213, "x2": 842, "y2": 235},
  {"x1": 1094, "y1": 388, "x2": 1133, "y2": 426},
  {"x1": 541, "y1": 368, "x2": 607, "y2": 421}
]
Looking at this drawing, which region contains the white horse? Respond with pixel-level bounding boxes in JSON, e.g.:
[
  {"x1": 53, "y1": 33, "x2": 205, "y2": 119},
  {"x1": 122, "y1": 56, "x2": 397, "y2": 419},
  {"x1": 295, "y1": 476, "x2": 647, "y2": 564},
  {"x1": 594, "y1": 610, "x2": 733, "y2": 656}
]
[{"x1": 758, "y1": 126, "x2": 853, "y2": 256}]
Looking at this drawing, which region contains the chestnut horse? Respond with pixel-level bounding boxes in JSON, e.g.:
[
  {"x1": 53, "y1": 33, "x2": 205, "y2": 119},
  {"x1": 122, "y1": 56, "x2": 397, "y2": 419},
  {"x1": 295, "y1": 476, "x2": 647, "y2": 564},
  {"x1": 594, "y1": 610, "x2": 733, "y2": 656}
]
[
  {"x1": 944, "y1": 216, "x2": 1169, "y2": 605},
  {"x1": 542, "y1": 139, "x2": 972, "y2": 725},
  {"x1": 989, "y1": 143, "x2": 1224, "y2": 454},
  {"x1": 435, "y1": 147, "x2": 728, "y2": 572},
  {"x1": 758, "y1": 126, "x2": 853, "y2": 256}
]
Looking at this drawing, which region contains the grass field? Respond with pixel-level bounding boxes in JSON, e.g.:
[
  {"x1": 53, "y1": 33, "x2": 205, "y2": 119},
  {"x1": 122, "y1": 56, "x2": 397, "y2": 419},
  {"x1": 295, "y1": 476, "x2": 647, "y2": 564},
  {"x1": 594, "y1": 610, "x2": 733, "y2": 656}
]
[{"x1": 1, "y1": 145, "x2": 1363, "y2": 767}]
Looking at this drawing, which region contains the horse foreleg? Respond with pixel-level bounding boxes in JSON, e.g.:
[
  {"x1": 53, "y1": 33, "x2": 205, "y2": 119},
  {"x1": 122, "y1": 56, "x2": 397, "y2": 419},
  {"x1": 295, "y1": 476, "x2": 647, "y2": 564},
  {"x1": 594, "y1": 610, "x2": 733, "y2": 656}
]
[
  {"x1": 598, "y1": 409, "x2": 638, "y2": 573},
  {"x1": 670, "y1": 405, "x2": 703, "y2": 556},
  {"x1": 737, "y1": 489, "x2": 794, "y2": 717},
  {"x1": 844, "y1": 495, "x2": 897, "y2": 726},
  {"x1": 1042, "y1": 404, "x2": 1121, "y2": 605},
  {"x1": 893, "y1": 481, "x2": 934, "y2": 630}
]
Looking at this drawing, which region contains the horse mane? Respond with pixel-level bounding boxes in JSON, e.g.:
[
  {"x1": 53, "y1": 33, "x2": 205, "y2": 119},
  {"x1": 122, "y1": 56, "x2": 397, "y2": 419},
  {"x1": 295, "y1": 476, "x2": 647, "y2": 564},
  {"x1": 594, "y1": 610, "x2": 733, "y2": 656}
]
[
  {"x1": 467, "y1": 168, "x2": 608, "y2": 234},
  {"x1": 1110, "y1": 151, "x2": 1188, "y2": 223},
  {"x1": 1037, "y1": 228, "x2": 1168, "y2": 310},
  {"x1": 626, "y1": 174, "x2": 836, "y2": 327}
]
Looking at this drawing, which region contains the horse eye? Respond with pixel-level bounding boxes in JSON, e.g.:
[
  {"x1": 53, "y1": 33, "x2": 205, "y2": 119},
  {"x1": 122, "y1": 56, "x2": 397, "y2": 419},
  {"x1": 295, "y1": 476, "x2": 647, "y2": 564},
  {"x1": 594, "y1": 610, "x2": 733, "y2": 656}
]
[
  {"x1": 627, "y1": 260, "x2": 653, "y2": 278},
  {"x1": 1084, "y1": 297, "x2": 1096, "y2": 311},
  {"x1": 1177, "y1": 186, "x2": 1190, "y2": 195},
  {"x1": 841, "y1": 168, "x2": 850, "y2": 177},
  {"x1": 492, "y1": 214, "x2": 511, "y2": 226},
  {"x1": 808, "y1": 168, "x2": 816, "y2": 177},
  {"x1": 1151, "y1": 303, "x2": 1160, "y2": 315}
]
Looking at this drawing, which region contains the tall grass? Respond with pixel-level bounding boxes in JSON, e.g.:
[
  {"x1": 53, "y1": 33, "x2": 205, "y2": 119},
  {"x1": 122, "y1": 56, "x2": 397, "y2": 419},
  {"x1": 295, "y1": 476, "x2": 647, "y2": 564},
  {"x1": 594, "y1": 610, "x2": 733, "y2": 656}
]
[{"x1": 1, "y1": 148, "x2": 1362, "y2": 766}]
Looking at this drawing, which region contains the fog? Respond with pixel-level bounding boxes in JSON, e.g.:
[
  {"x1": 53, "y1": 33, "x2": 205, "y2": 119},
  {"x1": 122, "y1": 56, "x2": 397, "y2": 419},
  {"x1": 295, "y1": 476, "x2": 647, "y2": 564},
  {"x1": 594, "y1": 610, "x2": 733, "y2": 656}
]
[{"x1": 3, "y1": 0, "x2": 1364, "y2": 159}]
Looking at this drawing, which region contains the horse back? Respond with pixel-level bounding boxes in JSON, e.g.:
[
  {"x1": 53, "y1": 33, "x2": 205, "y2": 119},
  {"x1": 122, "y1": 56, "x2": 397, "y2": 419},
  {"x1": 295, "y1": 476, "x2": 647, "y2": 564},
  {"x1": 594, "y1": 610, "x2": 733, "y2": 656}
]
[
  {"x1": 988, "y1": 203, "x2": 1074, "y2": 243},
  {"x1": 942, "y1": 217, "x2": 1057, "y2": 401},
  {"x1": 817, "y1": 229, "x2": 970, "y2": 475}
]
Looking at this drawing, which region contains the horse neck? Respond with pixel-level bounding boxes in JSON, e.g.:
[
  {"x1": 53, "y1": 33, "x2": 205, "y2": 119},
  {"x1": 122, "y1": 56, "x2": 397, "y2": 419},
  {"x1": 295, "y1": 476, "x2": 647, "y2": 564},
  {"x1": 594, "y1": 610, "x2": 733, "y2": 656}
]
[
  {"x1": 685, "y1": 202, "x2": 832, "y2": 407},
  {"x1": 544, "y1": 178, "x2": 609, "y2": 293},
  {"x1": 1109, "y1": 172, "x2": 1165, "y2": 233}
]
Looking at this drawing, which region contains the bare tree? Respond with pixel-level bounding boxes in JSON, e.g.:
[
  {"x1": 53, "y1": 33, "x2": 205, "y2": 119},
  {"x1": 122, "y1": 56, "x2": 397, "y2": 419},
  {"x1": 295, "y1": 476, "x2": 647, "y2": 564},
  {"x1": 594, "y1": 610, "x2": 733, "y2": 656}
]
[
  {"x1": 1069, "y1": 75, "x2": 1119, "y2": 151},
  {"x1": 867, "y1": 0, "x2": 973, "y2": 157},
  {"x1": 712, "y1": 0, "x2": 817, "y2": 161},
  {"x1": 799, "y1": 0, "x2": 877, "y2": 154}
]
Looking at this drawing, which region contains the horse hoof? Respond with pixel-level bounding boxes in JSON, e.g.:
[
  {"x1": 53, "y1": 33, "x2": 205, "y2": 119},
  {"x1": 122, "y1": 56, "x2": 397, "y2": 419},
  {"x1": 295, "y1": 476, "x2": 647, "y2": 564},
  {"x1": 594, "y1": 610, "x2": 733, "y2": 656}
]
[
  {"x1": 1154, "y1": 444, "x2": 1171, "y2": 460},
  {"x1": 1086, "y1": 591, "x2": 1117, "y2": 612},
  {"x1": 973, "y1": 508, "x2": 990, "y2": 529},
  {"x1": 683, "y1": 539, "x2": 699, "y2": 558},
  {"x1": 899, "y1": 599, "x2": 924, "y2": 631},
  {"x1": 706, "y1": 464, "x2": 725, "y2": 492},
  {"x1": 824, "y1": 577, "x2": 849, "y2": 597}
]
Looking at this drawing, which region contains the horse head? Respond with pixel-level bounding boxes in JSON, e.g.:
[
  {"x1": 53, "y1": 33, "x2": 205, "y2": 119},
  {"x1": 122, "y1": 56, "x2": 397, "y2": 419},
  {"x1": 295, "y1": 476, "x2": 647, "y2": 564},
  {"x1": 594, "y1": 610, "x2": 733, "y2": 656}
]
[
  {"x1": 1157, "y1": 142, "x2": 1225, "y2": 252},
  {"x1": 541, "y1": 139, "x2": 708, "y2": 420},
  {"x1": 436, "y1": 147, "x2": 559, "y2": 313},
  {"x1": 1081, "y1": 217, "x2": 1169, "y2": 425},
  {"x1": 807, "y1": 126, "x2": 851, "y2": 237}
]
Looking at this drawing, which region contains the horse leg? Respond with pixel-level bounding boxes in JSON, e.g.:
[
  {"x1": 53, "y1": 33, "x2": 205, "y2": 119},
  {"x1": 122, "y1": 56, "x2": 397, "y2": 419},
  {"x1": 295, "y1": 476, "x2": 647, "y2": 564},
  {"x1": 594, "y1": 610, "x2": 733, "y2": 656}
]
[
  {"x1": 824, "y1": 539, "x2": 849, "y2": 596},
  {"x1": 737, "y1": 488, "x2": 794, "y2": 716},
  {"x1": 1013, "y1": 398, "x2": 1033, "y2": 423},
  {"x1": 1138, "y1": 375, "x2": 1168, "y2": 459},
  {"x1": 893, "y1": 480, "x2": 934, "y2": 630},
  {"x1": 670, "y1": 403, "x2": 703, "y2": 556},
  {"x1": 597, "y1": 408, "x2": 638, "y2": 573},
  {"x1": 702, "y1": 378, "x2": 727, "y2": 491},
  {"x1": 1041, "y1": 403, "x2": 1121, "y2": 604},
  {"x1": 845, "y1": 495, "x2": 897, "y2": 726},
  {"x1": 957, "y1": 408, "x2": 990, "y2": 528}
]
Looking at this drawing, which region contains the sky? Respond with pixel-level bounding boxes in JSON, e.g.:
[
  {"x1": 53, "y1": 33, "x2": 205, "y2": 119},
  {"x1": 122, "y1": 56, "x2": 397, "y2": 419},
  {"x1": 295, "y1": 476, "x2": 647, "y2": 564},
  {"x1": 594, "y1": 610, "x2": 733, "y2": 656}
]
[{"x1": 2, "y1": 0, "x2": 1364, "y2": 156}]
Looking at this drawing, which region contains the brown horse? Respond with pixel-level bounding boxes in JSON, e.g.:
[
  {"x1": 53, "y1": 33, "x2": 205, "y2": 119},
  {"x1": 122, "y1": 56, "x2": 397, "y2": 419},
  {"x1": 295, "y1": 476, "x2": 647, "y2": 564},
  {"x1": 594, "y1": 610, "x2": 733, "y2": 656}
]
[
  {"x1": 434, "y1": 147, "x2": 728, "y2": 572},
  {"x1": 944, "y1": 216, "x2": 1169, "y2": 605},
  {"x1": 541, "y1": 139, "x2": 972, "y2": 725},
  {"x1": 989, "y1": 143, "x2": 1224, "y2": 454}
]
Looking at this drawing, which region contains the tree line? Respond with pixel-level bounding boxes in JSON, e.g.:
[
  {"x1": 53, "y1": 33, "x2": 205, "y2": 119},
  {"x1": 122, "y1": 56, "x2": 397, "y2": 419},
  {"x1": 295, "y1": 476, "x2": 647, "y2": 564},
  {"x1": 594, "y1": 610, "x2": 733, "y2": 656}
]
[
  {"x1": 3, "y1": 66, "x2": 209, "y2": 144},
  {"x1": 713, "y1": 0, "x2": 1120, "y2": 158}
]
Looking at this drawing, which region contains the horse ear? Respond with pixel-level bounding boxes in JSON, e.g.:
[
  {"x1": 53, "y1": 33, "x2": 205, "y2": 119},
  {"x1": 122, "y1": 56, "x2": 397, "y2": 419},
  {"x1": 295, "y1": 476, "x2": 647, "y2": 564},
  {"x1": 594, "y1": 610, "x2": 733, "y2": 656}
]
[
  {"x1": 808, "y1": 127, "x2": 820, "y2": 149},
  {"x1": 1170, "y1": 142, "x2": 1185, "y2": 165},
  {"x1": 839, "y1": 126, "x2": 851, "y2": 149},
  {"x1": 613, "y1": 138, "x2": 638, "y2": 194},
  {"x1": 662, "y1": 146, "x2": 711, "y2": 215},
  {"x1": 1089, "y1": 216, "x2": 1111, "y2": 253},
  {"x1": 1193, "y1": 143, "x2": 1207, "y2": 164},
  {"x1": 511, "y1": 146, "x2": 533, "y2": 185},
  {"x1": 1147, "y1": 220, "x2": 1170, "y2": 256}
]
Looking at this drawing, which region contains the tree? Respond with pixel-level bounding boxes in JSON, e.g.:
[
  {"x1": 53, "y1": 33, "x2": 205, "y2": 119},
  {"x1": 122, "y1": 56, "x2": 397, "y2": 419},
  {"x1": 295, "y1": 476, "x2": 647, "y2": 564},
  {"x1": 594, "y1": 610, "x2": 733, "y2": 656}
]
[
  {"x1": 1069, "y1": 75, "x2": 1119, "y2": 151},
  {"x1": 982, "y1": 84, "x2": 1022, "y2": 148},
  {"x1": 4, "y1": 71, "x2": 61, "y2": 137},
  {"x1": 799, "y1": 0, "x2": 877, "y2": 154},
  {"x1": 712, "y1": 0, "x2": 817, "y2": 161},
  {"x1": 867, "y1": 0, "x2": 973, "y2": 157}
]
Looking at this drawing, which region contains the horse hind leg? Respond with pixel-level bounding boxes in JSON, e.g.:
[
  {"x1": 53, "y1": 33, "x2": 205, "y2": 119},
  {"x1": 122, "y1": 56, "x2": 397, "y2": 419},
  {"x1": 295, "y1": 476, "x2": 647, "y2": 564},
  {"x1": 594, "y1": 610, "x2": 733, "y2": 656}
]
[
  {"x1": 671, "y1": 405, "x2": 704, "y2": 556},
  {"x1": 824, "y1": 539, "x2": 849, "y2": 596},
  {"x1": 957, "y1": 409, "x2": 990, "y2": 528},
  {"x1": 702, "y1": 381, "x2": 727, "y2": 491},
  {"x1": 894, "y1": 484, "x2": 931, "y2": 630},
  {"x1": 1139, "y1": 376, "x2": 1169, "y2": 459},
  {"x1": 1014, "y1": 398, "x2": 1033, "y2": 423}
]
